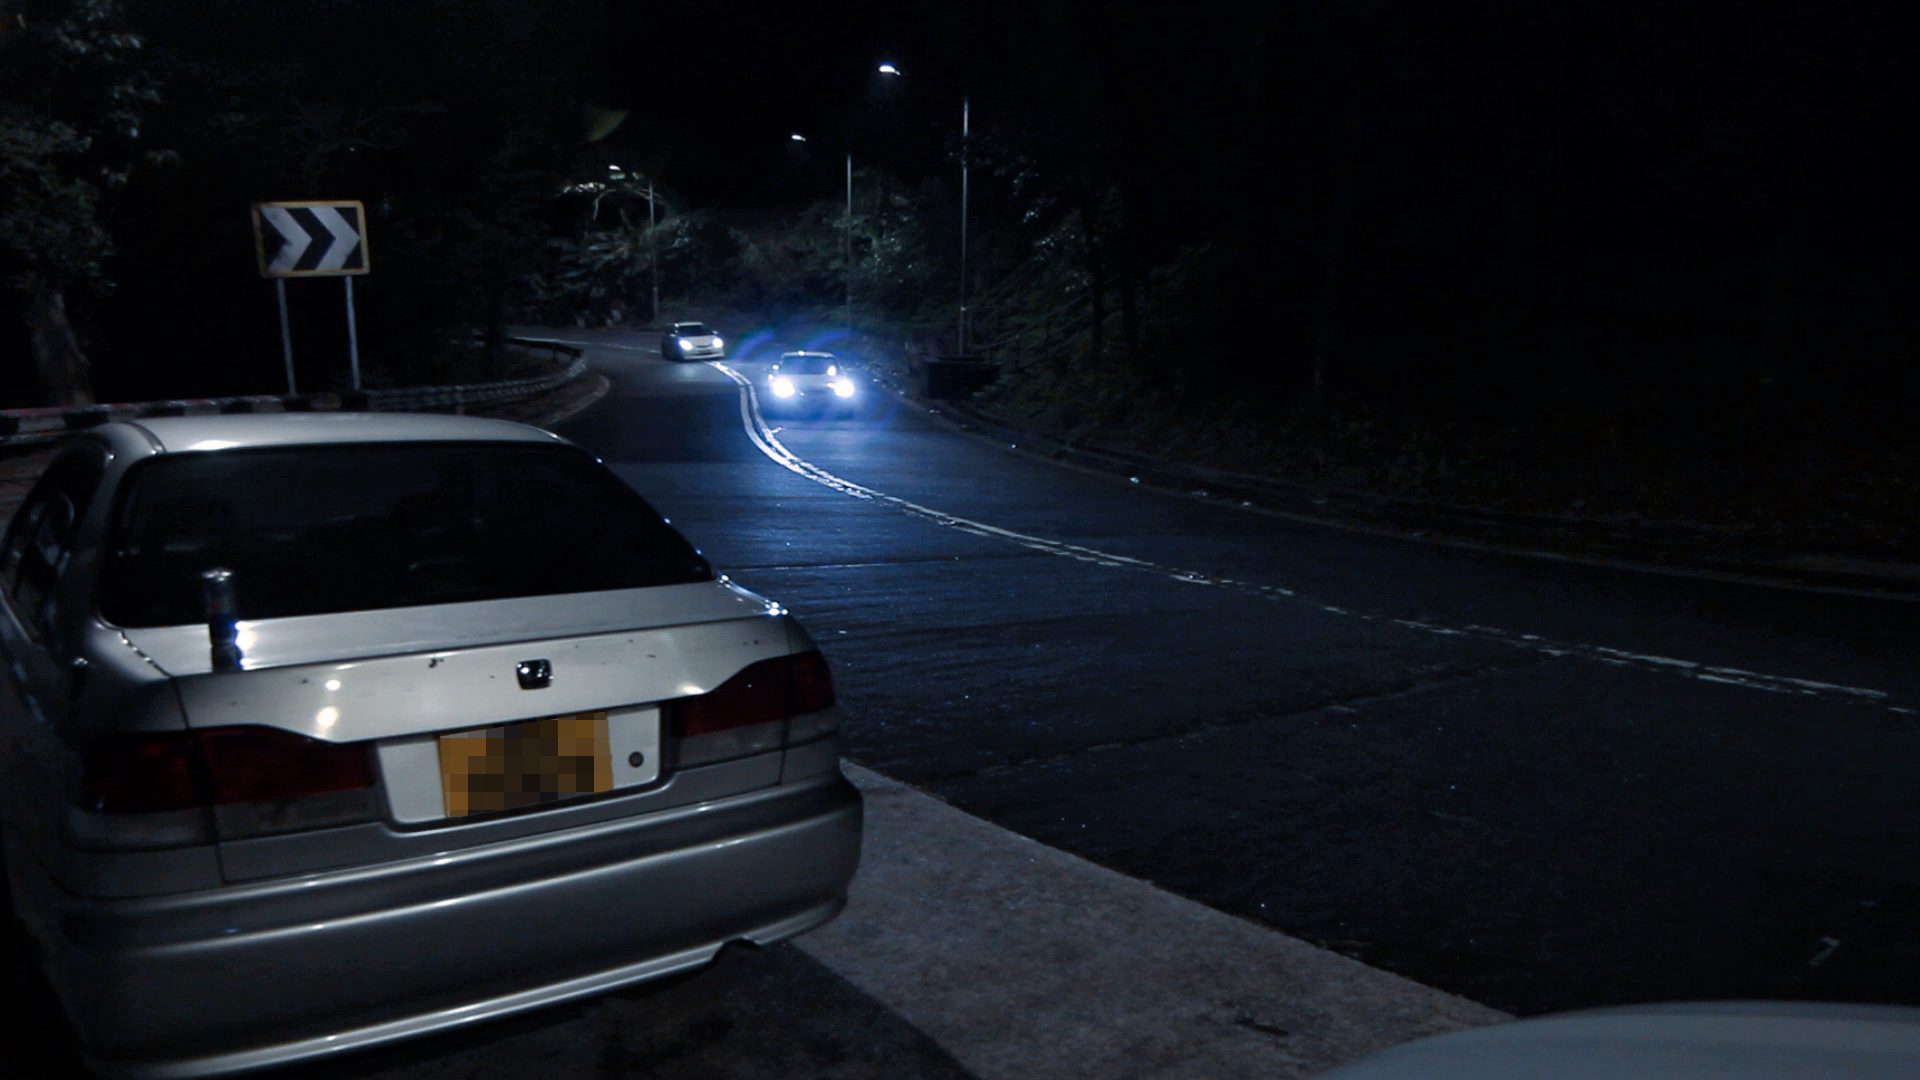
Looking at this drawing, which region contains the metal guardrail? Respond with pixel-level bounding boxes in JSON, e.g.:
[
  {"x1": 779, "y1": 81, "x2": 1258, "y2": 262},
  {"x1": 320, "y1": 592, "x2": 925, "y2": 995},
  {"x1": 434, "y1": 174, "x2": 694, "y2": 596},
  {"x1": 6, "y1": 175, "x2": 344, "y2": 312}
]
[
  {"x1": 1, "y1": 338, "x2": 589, "y2": 447},
  {"x1": 370, "y1": 356, "x2": 587, "y2": 411}
]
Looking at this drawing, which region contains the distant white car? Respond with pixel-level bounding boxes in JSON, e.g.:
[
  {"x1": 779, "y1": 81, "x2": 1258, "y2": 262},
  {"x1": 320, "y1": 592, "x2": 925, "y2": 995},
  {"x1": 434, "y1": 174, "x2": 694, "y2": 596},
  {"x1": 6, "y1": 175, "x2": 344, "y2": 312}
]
[
  {"x1": 662, "y1": 322, "x2": 725, "y2": 361},
  {"x1": 766, "y1": 351, "x2": 859, "y2": 413}
]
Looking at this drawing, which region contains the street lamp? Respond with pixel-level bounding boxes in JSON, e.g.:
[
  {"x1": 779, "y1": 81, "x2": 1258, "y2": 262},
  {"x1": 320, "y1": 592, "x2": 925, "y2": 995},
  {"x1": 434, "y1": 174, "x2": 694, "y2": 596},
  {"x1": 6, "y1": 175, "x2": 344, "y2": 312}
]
[
  {"x1": 857, "y1": 63, "x2": 904, "y2": 338},
  {"x1": 852, "y1": 149, "x2": 860, "y2": 336},
  {"x1": 959, "y1": 96, "x2": 970, "y2": 355},
  {"x1": 610, "y1": 164, "x2": 663, "y2": 323},
  {"x1": 646, "y1": 182, "x2": 659, "y2": 324},
  {"x1": 795, "y1": 131, "x2": 855, "y2": 336}
]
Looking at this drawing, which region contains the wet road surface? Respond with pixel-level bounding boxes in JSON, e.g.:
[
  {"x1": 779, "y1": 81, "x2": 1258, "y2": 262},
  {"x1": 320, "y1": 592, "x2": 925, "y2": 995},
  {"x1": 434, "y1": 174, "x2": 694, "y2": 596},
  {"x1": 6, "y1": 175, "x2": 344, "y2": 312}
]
[{"x1": 559, "y1": 327, "x2": 1920, "y2": 1017}]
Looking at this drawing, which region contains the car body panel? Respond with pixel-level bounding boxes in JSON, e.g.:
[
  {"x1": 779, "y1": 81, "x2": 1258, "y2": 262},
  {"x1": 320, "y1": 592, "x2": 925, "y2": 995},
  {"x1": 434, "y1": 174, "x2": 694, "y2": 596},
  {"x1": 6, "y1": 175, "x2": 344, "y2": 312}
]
[
  {"x1": 126, "y1": 412, "x2": 567, "y2": 452},
  {"x1": 151, "y1": 607, "x2": 792, "y2": 743},
  {"x1": 12, "y1": 773, "x2": 859, "y2": 1079},
  {"x1": 116, "y1": 580, "x2": 777, "y2": 678},
  {"x1": 1315, "y1": 1002, "x2": 1920, "y2": 1079},
  {"x1": 227, "y1": 742, "x2": 812, "y2": 881}
]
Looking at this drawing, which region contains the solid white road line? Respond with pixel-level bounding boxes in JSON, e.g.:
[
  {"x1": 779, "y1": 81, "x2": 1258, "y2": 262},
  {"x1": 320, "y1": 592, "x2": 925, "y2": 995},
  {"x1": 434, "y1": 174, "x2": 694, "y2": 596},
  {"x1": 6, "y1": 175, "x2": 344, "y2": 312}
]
[
  {"x1": 797, "y1": 764, "x2": 1507, "y2": 1080},
  {"x1": 709, "y1": 362, "x2": 1899, "y2": 710},
  {"x1": 548, "y1": 340, "x2": 1884, "y2": 1075}
]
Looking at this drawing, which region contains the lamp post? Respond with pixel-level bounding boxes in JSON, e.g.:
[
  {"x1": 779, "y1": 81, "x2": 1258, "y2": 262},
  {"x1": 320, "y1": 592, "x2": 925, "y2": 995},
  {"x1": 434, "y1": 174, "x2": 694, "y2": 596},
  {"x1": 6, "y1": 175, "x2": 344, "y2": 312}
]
[
  {"x1": 958, "y1": 96, "x2": 969, "y2": 355},
  {"x1": 851, "y1": 64, "x2": 903, "y2": 341},
  {"x1": 846, "y1": 152, "x2": 853, "y2": 337},
  {"x1": 647, "y1": 182, "x2": 658, "y2": 324}
]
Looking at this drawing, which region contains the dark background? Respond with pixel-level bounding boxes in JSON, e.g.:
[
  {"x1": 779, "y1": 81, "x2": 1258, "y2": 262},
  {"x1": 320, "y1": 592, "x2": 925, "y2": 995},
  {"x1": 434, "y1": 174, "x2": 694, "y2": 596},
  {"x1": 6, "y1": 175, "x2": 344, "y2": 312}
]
[{"x1": 4, "y1": 1, "x2": 1916, "y2": 450}]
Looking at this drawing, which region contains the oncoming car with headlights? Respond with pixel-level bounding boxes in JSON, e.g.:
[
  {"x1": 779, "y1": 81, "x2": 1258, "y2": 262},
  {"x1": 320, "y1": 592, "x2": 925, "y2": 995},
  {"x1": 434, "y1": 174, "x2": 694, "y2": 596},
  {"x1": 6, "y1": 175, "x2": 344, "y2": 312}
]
[
  {"x1": 766, "y1": 352, "x2": 859, "y2": 413},
  {"x1": 661, "y1": 322, "x2": 725, "y2": 361},
  {"x1": 0, "y1": 412, "x2": 860, "y2": 1078}
]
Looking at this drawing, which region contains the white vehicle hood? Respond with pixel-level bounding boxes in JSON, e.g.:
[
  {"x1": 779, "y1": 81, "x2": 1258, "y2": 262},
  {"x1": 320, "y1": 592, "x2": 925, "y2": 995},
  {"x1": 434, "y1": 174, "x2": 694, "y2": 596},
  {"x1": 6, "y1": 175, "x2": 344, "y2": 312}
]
[{"x1": 1315, "y1": 1002, "x2": 1920, "y2": 1079}]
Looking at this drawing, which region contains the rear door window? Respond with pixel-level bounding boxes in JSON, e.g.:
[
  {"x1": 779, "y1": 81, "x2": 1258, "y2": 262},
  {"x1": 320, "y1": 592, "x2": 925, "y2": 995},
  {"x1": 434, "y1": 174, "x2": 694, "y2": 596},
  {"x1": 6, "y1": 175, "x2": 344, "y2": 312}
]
[
  {"x1": 3, "y1": 443, "x2": 107, "y2": 639},
  {"x1": 99, "y1": 442, "x2": 713, "y2": 626}
]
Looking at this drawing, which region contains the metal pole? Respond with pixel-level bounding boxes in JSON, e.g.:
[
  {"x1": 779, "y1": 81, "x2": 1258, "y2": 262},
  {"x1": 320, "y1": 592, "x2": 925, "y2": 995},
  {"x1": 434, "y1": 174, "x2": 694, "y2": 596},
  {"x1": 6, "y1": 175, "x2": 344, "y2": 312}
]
[
  {"x1": 275, "y1": 278, "x2": 296, "y2": 394},
  {"x1": 344, "y1": 275, "x2": 361, "y2": 391},
  {"x1": 852, "y1": 152, "x2": 860, "y2": 336},
  {"x1": 959, "y1": 97, "x2": 969, "y2": 355},
  {"x1": 649, "y1": 185, "x2": 659, "y2": 323}
]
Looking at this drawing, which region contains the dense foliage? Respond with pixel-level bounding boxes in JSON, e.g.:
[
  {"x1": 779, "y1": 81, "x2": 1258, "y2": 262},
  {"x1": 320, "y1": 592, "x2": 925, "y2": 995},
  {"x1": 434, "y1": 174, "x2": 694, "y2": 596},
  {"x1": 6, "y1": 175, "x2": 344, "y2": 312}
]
[{"x1": 2, "y1": 0, "x2": 1913, "y2": 462}]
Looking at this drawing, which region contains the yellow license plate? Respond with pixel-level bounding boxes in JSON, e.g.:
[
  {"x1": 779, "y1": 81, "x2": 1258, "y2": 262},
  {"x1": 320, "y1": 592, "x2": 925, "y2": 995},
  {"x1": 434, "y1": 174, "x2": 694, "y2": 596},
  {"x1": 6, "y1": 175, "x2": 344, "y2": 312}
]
[{"x1": 437, "y1": 712, "x2": 613, "y2": 818}]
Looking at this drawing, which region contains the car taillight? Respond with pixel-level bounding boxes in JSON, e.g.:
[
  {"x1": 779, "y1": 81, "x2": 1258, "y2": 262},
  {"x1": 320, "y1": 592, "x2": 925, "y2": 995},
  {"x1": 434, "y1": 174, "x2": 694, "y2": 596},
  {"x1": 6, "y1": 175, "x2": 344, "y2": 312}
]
[
  {"x1": 199, "y1": 726, "x2": 375, "y2": 804},
  {"x1": 665, "y1": 651, "x2": 839, "y2": 766},
  {"x1": 75, "y1": 726, "x2": 378, "y2": 850},
  {"x1": 790, "y1": 650, "x2": 836, "y2": 714},
  {"x1": 82, "y1": 732, "x2": 203, "y2": 814},
  {"x1": 670, "y1": 655, "x2": 792, "y2": 737}
]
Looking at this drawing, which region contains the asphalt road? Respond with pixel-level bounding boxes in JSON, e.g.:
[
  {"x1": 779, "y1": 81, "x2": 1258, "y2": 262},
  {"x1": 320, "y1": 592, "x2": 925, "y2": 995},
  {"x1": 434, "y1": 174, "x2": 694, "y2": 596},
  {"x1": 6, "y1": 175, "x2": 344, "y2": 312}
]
[
  {"x1": 558, "y1": 326, "x2": 1920, "y2": 1018},
  {"x1": 11, "y1": 325, "x2": 1911, "y2": 1079}
]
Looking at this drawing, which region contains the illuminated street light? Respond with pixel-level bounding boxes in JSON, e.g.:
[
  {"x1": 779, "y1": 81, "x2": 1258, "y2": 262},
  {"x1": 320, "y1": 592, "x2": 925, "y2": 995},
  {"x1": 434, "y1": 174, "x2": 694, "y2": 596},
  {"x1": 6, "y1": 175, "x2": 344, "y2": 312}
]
[
  {"x1": 878, "y1": 63, "x2": 902, "y2": 75},
  {"x1": 959, "y1": 97, "x2": 970, "y2": 354},
  {"x1": 790, "y1": 132, "x2": 808, "y2": 141}
]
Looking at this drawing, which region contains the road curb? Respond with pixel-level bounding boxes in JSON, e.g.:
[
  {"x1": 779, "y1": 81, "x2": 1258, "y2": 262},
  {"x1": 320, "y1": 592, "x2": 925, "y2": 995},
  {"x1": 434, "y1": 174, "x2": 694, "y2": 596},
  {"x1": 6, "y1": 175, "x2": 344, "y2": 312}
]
[
  {"x1": 525, "y1": 372, "x2": 613, "y2": 430},
  {"x1": 842, "y1": 348, "x2": 1920, "y2": 604}
]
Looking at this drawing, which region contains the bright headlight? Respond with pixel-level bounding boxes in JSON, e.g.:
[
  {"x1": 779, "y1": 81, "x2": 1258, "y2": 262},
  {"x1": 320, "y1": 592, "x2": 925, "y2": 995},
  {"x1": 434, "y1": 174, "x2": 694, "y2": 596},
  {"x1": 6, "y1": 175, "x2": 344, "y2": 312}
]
[
  {"x1": 712, "y1": 337, "x2": 724, "y2": 349},
  {"x1": 771, "y1": 377, "x2": 797, "y2": 398},
  {"x1": 832, "y1": 379, "x2": 856, "y2": 397},
  {"x1": 677, "y1": 338, "x2": 693, "y2": 349}
]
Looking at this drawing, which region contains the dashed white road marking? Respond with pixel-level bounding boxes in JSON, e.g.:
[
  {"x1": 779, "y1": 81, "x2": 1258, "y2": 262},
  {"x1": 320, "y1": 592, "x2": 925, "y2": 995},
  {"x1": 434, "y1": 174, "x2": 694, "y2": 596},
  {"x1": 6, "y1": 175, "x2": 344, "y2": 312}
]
[{"x1": 710, "y1": 362, "x2": 1899, "y2": 710}]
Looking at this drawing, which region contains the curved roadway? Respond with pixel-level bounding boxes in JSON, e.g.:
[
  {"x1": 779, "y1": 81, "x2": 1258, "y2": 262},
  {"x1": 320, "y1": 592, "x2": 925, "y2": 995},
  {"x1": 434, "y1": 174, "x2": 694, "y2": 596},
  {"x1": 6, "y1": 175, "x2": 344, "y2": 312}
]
[{"x1": 557, "y1": 327, "x2": 1920, "y2": 1017}]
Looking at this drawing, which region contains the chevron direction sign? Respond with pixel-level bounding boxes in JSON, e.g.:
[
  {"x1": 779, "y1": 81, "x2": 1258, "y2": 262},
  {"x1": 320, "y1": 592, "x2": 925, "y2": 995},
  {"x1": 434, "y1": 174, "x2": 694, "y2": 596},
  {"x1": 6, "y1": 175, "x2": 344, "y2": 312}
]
[{"x1": 251, "y1": 200, "x2": 369, "y2": 277}]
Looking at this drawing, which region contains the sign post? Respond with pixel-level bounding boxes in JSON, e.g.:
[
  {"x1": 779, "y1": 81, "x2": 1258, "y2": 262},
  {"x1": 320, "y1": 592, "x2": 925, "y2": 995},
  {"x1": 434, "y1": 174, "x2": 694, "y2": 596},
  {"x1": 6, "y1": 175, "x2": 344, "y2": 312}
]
[
  {"x1": 251, "y1": 200, "x2": 370, "y2": 394},
  {"x1": 274, "y1": 279, "x2": 295, "y2": 393}
]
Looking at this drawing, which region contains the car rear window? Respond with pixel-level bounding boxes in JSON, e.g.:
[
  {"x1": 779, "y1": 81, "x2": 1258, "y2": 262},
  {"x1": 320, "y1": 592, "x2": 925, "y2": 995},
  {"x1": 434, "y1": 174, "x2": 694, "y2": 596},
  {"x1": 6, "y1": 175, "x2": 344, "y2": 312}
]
[
  {"x1": 783, "y1": 357, "x2": 835, "y2": 374},
  {"x1": 99, "y1": 442, "x2": 714, "y2": 626}
]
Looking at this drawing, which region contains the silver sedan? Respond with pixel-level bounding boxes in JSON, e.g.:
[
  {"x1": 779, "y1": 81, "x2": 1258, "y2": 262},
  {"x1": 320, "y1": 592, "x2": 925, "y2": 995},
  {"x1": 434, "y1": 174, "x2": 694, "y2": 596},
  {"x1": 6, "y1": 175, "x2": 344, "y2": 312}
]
[{"x1": 0, "y1": 412, "x2": 861, "y2": 1078}]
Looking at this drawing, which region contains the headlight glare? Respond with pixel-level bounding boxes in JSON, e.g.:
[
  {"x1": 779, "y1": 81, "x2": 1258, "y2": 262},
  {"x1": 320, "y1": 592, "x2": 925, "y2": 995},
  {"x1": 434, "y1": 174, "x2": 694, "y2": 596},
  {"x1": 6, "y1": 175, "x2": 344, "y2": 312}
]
[
  {"x1": 771, "y1": 377, "x2": 797, "y2": 398},
  {"x1": 712, "y1": 337, "x2": 724, "y2": 349},
  {"x1": 832, "y1": 379, "x2": 856, "y2": 398}
]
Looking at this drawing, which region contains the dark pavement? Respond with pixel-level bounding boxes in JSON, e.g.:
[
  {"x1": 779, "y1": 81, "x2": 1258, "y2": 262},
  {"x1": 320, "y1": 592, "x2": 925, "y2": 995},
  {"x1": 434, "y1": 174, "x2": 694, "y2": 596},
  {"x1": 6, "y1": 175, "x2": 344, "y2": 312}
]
[{"x1": 556, "y1": 326, "x2": 1920, "y2": 1018}]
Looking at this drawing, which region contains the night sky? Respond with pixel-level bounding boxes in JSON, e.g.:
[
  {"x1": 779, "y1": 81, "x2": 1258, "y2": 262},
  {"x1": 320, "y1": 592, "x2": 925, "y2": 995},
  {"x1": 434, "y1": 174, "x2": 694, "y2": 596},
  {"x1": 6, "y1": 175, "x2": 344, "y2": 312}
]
[
  {"x1": 591, "y1": 1, "x2": 988, "y2": 207},
  {"x1": 12, "y1": 0, "x2": 1912, "y2": 411}
]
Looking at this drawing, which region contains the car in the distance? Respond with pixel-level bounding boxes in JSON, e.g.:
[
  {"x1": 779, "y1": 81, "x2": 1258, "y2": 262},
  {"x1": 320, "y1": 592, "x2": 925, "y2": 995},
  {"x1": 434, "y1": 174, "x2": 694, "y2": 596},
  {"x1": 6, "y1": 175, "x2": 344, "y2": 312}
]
[
  {"x1": 765, "y1": 351, "x2": 860, "y2": 413},
  {"x1": 0, "y1": 412, "x2": 860, "y2": 1079},
  {"x1": 661, "y1": 322, "x2": 725, "y2": 361}
]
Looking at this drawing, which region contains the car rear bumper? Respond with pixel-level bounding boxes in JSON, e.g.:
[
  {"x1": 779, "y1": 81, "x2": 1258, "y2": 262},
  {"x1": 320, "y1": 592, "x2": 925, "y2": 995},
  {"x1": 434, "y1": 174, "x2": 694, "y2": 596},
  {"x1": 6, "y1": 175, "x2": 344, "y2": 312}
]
[{"x1": 20, "y1": 774, "x2": 862, "y2": 1079}]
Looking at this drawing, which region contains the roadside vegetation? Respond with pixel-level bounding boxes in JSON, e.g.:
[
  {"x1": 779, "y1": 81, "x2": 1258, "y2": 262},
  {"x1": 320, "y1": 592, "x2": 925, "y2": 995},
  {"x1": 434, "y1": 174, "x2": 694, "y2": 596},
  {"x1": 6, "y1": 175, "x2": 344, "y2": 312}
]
[{"x1": 3, "y1": 1, "x2": 1913, "y2": 547}]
